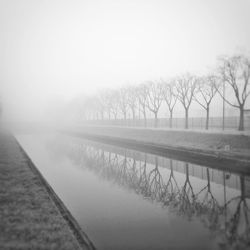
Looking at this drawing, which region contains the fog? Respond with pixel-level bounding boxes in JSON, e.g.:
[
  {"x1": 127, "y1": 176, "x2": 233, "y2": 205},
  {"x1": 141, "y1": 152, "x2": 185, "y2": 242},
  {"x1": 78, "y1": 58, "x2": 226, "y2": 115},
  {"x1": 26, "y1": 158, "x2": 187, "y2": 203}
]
[{"x1": 0, "y1": 0, "x2": 250, "y2": 123}]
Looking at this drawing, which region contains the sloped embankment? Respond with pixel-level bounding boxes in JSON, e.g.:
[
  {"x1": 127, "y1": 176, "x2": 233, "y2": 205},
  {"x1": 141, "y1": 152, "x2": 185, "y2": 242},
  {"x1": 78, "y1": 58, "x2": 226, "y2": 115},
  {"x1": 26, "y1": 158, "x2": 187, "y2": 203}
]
[
  {"x1": 64, "y1": 126, "x2": 250, "y2": 173},
  {"x1": 0, "y1": 131, "x2": 95, "y2": 250}
]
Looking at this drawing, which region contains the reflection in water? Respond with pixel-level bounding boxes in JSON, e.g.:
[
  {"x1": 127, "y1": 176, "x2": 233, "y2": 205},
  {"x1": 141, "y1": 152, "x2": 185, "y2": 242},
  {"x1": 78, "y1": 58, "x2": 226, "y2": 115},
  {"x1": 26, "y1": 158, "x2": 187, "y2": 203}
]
[
  {"x1": 53, "y1": 137, "x2": 250, "y2": 250},
  {"x1": 15, "y1": 134, "x2": 250, "y2": 250}
]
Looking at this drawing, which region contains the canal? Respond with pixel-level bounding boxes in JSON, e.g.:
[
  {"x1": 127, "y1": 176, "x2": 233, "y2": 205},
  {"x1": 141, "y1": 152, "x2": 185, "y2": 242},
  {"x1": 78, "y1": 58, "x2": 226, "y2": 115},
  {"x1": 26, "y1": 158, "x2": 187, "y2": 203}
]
[{"x1": 15, "y1": 132, "x2": 250, "y2": 250}]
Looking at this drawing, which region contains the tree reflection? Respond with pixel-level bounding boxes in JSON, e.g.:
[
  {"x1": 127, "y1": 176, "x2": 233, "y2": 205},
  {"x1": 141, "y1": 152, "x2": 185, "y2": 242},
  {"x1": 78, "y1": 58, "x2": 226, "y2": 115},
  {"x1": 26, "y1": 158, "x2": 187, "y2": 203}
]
[
  {"x1": 221, "y1": 176, "x2": 250, "y2": 248},
  {"x1": 177, "y1": 163, "x2": 196, "y2": 219},
  {"x1": 62, "y1": 141, "x2": 250, "y2": 249},
  {"x1": 194, "y1": 168, "x2": 221, "y2": 233},
  {"x1": 161, "y1": 159, "x2": 180, "y2": 207},
  {"x1": 144, "y1": 157, "x2": 165, "y2": 201},
  {"x1": 137, "y1": 154, "x2": 149, "y2": 196}
]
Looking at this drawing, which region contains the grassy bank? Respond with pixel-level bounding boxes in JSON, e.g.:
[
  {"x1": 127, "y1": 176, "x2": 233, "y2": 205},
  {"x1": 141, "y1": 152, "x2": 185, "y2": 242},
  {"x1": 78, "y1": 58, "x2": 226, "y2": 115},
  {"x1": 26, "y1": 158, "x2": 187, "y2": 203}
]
[
  {"x1": 63, "y1": 126, "x2": 250, "y2": 173},
  {"x1": 0, "y1": 131, "x2": 94, "y2": 250}
]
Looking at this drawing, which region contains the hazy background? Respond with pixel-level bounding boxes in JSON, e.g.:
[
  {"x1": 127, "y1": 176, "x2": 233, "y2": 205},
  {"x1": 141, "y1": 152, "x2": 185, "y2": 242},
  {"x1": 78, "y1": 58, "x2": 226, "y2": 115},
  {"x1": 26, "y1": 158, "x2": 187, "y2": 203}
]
[{"x1": 0, "y1": 0, "x2": 250, "y2": 122}]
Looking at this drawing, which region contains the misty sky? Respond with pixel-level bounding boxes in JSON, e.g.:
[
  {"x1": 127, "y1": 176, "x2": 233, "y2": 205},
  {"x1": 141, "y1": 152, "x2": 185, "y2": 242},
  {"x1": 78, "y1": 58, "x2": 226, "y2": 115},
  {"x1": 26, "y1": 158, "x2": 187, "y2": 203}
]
[{"x1": 0, "y1": 0, "x2": 250, "y2": 121}]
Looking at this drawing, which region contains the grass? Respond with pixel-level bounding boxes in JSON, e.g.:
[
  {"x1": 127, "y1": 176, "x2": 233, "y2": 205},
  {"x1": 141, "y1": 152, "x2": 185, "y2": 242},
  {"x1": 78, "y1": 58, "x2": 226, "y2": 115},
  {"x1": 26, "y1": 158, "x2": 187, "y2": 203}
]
[
  {"x1": 0, "y1": 131, "x2": 84, "y2": 250},
  {"x1": 71, "y1": 125, "x2": 250, "y2": 159}
]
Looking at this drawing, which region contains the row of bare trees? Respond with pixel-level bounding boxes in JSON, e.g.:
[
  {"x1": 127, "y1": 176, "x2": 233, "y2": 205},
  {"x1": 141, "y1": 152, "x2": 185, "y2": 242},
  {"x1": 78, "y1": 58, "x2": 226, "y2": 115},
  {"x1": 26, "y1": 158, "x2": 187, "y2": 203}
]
[{"x1": 78, "y1": 54, "x2": 250, "y2": 131}]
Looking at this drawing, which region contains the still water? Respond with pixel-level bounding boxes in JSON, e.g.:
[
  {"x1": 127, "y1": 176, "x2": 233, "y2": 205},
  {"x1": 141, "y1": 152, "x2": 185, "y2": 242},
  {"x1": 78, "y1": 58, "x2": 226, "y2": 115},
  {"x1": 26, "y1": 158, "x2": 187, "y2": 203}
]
[{"x1": 16, "y1": 133, "x2": 250, "y2": 250}]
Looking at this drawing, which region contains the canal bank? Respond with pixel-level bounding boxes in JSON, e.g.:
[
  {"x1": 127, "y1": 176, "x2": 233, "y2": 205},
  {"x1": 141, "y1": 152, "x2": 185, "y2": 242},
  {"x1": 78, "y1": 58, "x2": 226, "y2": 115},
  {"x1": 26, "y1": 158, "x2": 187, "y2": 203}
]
[
  {"x1": 15, "y1": 132, "x2": 250, "y2": 250},
  {"x1": 63, "y1": 126, "x2": 250, "y2": 174},
  {"x1": 0, "y1": 131, "x2": 95, "y2": 250}
]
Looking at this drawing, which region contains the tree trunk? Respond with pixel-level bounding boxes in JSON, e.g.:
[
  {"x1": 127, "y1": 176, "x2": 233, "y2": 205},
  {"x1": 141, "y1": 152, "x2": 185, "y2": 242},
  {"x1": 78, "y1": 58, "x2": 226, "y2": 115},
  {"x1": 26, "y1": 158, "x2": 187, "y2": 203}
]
[
  {"x1": 185, "y1": 108, "x2": 189, "y2": 129},
  {"x1": 138, "y1": 104, "x2": 141, "y2": 120},
  {"x1": 132, "y1": 108, "x2": 136, "y2": 126},
  {"x1": 132, "y1": 109, "x2": 135, "y2": 120},
  {"x1": 185, "y1": 163, "x2": 189, "y2": 181},
  {"x1": 238, "y1": 106, "x2": 244, "y2": 131},
  {"x1": 143, "y1": 111, "x2": 147, "y2": 127},
  {"x1": 240, "y1": 175, "x2": 245, "y2": 199},
  {"x1": 205, "y1": 106, "x2": 209, "y2": 130},
  {"x1": 169, "y1": 109, "x2": 173, "y2": 128},
  {"x1": 170, "y1": 159, "x2": 173, "y2": 175},
  {"x1": 154, "y1": 112, "x2": 158, "y2": 128},
  {"x1": 206, "y1": 168, "x2": 210, "y2": 191}
]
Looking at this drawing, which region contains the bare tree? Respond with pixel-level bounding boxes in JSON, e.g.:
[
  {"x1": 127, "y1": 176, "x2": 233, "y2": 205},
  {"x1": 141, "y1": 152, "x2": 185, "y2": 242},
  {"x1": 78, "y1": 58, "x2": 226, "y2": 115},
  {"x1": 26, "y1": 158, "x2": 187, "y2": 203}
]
[
  {"x1": 145, "y1": 81, "x2": 163, "y2": 127},
  {"x1": 176, "y1": 74, "x2": 197, "y2": 129},
  {"x1": 136, "y1": 83, "x2": 148, "y2": 127},
  {"x1": 67, "y1": 95, "x2": 89, "y2": 123},
  {"x1": 217, "y1": 55, "x2": 250, "y2": 131},
  {"x1": 194, "y1": 75, "x2": 220, "y2": 130},
  {"x1": 95, "y1": 97, "x2": 105, "y2": 120},
  {"x1": 110, "y1": 90, "x2": 120, "y2": 120},
  {"x1": 98, "y1": 89, "x2": 113, "y2": 120},
  {"x1": 127, "y1": 86, "x2": 138, "y2": 123},
  {"x1": 118, "y1": 87, "x2": 129, "y2": 121},
  {"x1": 79, "y1": 105, "x2": 88, "y2": 122},
  {"x1": 222, "y1": 176, "x2": 250, "y2": 247},
  {"x1": 96, "y1": 94, "x2": 105, "y2": 120},
  {"x1": 161, "y1": 79, "x2": 178, "y2": 128},
  {"x1": 84, "y1": 96, "x2": 99, "y2": 121}
]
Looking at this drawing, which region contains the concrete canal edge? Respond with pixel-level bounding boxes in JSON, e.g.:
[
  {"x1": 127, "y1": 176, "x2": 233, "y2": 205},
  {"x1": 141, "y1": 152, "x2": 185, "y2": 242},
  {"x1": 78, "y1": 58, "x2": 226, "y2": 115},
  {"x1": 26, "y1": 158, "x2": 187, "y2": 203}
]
[
  {"x1": 13, "y1": 136, "x2": 96, "y2": 250},
  {"x1": 62, "y1": 129, "x2": 250, "y2": 175}
]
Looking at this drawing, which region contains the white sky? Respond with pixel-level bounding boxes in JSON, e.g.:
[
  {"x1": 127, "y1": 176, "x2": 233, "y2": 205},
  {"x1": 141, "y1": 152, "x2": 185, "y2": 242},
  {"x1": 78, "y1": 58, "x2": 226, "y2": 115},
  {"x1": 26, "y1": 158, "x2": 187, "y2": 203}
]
[{"x1": 0, "y1": 0, "x2": 250, "y2": 121}]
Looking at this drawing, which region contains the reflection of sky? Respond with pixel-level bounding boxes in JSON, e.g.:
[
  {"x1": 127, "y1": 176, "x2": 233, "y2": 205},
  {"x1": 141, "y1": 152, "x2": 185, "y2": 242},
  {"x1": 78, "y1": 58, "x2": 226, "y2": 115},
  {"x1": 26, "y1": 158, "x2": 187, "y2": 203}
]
[{"x1": 16, "y1": 133, "x2": 250, "y2": 250}]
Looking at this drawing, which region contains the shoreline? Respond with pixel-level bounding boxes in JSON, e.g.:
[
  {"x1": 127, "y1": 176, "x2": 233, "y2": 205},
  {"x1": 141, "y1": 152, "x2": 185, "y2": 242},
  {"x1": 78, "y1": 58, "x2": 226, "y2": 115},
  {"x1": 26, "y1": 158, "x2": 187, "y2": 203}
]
[{"x1": 62, "y1": 126, "x2": 250, "y2": 175}]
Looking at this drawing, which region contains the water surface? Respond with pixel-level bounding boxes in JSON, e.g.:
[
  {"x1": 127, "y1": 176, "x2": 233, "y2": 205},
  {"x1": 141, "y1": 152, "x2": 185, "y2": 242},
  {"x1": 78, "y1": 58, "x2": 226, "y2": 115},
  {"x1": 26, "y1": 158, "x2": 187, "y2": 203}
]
[{"x1": 16, "y1": 133, "x2": 250, "y2": 250}]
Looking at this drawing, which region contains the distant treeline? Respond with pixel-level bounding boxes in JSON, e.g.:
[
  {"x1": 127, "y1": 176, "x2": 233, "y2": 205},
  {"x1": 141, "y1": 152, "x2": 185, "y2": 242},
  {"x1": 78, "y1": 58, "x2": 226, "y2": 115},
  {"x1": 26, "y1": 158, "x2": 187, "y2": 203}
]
[{"x1": 75, "y1": 54, "x2": 250, "y2": 131}]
